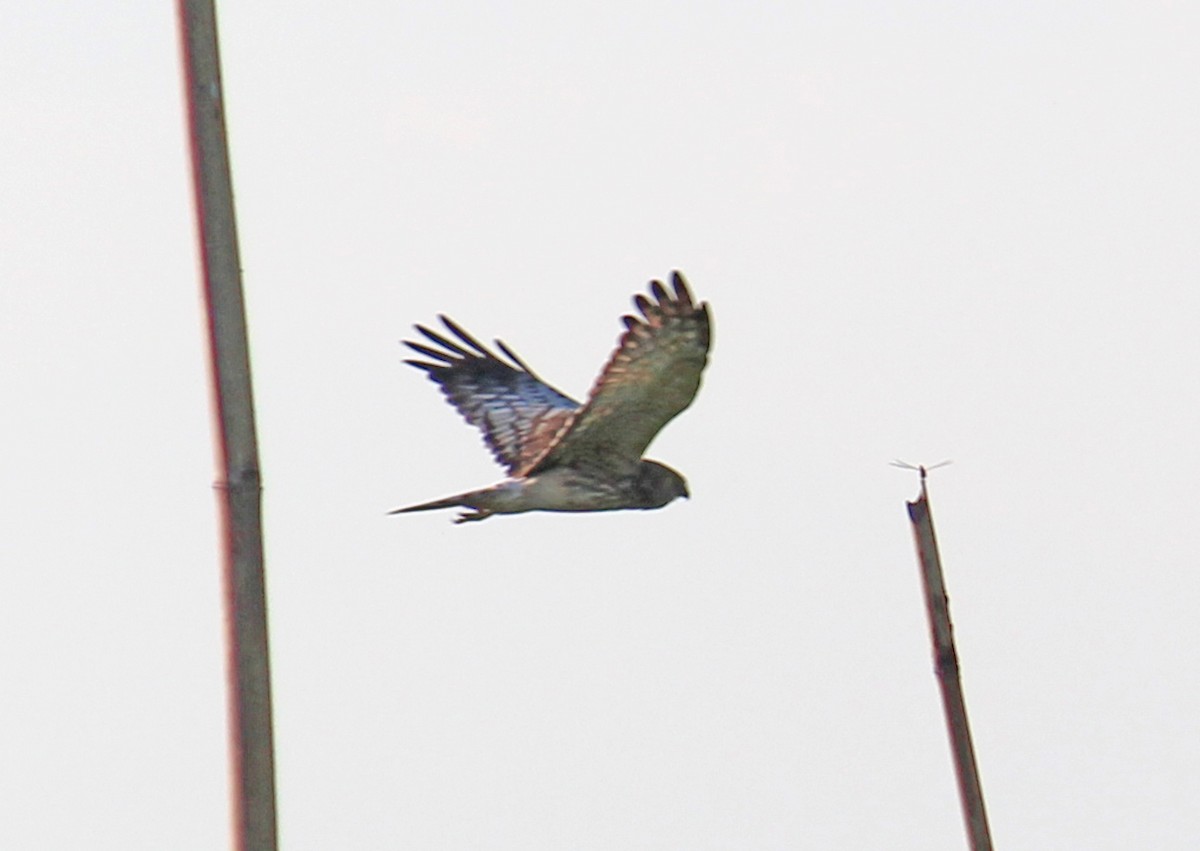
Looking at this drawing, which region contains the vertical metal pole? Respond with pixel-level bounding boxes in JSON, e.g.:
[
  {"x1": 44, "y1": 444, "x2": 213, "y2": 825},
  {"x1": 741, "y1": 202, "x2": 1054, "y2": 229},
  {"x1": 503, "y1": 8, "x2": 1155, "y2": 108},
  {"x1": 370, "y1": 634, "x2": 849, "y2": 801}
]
[
  {"x1": 177, "y1": 3, "x2": 278, "y2": 850},
  {"x1": 906, "y1": 471, "x2": 993, "y2": 851}
]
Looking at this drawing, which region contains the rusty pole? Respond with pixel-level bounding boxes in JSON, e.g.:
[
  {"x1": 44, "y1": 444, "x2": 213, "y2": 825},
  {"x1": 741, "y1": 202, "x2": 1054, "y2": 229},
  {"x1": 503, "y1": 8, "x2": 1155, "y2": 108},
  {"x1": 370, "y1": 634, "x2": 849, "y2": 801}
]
[
  {"x1": 905, "y1": 468, "x2": 993, "y2": 851},
  {"x1": 178, "y1": 3, "x2": 278, "y2": 849}
]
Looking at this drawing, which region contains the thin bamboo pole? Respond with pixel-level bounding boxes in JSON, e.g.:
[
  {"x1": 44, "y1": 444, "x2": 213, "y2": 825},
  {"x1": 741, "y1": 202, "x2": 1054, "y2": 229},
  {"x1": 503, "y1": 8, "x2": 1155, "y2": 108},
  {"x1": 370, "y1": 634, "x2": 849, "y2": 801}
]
[
  {"x1": 904, "y1": 467, "x2": 993, "y2": 851},
  {"x1": 178, "y1": 3, "x2": 278, "y2": 850}
]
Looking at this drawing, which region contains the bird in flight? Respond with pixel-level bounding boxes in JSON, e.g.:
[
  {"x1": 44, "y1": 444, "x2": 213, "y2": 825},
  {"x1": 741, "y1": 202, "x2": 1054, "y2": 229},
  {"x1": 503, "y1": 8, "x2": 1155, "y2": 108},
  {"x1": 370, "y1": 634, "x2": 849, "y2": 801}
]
[{"x1": 391, "y1": 271, "x2": 712, "y2": 523}]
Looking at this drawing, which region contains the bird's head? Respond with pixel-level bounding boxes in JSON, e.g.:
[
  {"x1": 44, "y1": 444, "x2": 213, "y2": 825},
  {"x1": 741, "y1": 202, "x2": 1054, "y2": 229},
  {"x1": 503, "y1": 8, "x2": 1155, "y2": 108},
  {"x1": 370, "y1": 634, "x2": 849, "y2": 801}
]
[{"x1": 635, "y1": 460, "x2": 690, "y2": 508}]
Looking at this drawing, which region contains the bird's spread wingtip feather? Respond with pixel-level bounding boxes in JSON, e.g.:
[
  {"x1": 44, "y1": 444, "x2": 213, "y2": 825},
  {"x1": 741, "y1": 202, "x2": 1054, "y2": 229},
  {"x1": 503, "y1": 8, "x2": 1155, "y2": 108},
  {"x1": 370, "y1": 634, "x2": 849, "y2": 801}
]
[
  {"x1": 495, "y1": 338, "x2": 533, "y2": 373},
  {"x1": 404, "y1": 340, "x2": 457, "y2": 363},
  {"x1": 416, "y1": 323, "x2": 473, "y2": 357},
  {"x1": 440, "y1": 315, "x2": 495, "y2": 357},
  {"x1": 671, "y1": 271, "x2": 693, "y2": 307},
  {"x1": 402, "y1": 358, "x2": 443, "y2": 372}
]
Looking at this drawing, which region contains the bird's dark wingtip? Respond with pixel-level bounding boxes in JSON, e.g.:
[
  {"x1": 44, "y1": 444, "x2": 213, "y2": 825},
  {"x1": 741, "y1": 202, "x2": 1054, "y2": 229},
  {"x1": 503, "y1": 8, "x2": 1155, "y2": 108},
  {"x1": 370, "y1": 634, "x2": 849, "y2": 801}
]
[
  {"x1": 401, "y1": 358, "x2": 441, "y2": 372},
  {"x1": 670, "y1": 271, "x2": 694, "y2": 307}
]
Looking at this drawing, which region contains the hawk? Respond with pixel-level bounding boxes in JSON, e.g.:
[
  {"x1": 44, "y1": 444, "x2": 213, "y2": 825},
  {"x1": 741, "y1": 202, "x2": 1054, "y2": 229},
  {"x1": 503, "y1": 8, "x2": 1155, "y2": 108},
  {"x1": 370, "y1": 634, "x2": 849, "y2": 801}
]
[{"x1": 391, "y1": 271, "x2": 712, "y2": 523}]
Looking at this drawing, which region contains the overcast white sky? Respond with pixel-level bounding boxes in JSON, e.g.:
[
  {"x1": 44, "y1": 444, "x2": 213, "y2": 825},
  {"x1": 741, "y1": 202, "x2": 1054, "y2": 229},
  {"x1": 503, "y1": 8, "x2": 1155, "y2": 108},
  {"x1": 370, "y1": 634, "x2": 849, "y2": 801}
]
[{"x1": 2, "y1": 2, "x2": 1198, "y2": 849}]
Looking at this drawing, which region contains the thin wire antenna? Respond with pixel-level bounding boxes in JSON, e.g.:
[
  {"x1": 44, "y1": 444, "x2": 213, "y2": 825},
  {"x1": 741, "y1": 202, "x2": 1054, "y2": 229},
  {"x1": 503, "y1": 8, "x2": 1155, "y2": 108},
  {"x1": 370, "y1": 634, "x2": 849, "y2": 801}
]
[
  {"x1": 899, "y1": 464, "x2": 993, "y2": 851},
  {"x1": 890, "y1": 458, "x2": 954, "y2": 480},
  {"x1": 178, "y1": 3, "x2": 279, "y2": 850}
]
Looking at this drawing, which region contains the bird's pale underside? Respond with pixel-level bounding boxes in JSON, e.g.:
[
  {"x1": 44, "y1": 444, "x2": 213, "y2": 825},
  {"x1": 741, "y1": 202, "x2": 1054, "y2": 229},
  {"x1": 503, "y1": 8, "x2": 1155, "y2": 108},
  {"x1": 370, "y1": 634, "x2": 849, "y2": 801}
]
[{"x1": 391, "y1": 271, "x2": 712, "y2": 523}]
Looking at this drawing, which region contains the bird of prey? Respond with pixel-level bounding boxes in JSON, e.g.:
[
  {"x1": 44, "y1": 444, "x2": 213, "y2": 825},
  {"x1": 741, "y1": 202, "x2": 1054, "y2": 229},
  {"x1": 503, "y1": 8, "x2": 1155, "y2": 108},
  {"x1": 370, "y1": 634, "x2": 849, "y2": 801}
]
[{"x1": 391, "y1": 271, "x2": 712, "y2": 523}]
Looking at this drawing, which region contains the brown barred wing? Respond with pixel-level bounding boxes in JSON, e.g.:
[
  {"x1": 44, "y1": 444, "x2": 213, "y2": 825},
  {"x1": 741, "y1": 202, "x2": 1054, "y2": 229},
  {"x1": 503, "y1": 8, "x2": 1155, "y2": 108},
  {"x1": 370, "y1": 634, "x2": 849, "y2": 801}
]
[
  {"x1": 524, "y1": 272, "x2": 711, "y2": 478},
  {"x1": 404, "y1": 316, "x2": 580, "y2": 474}
]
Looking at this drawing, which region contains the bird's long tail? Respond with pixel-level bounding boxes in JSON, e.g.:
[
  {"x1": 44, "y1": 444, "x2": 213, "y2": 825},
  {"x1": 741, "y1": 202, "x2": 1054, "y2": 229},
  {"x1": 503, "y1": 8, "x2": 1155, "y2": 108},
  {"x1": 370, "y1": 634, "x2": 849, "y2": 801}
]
[
  {"x1": 388, "y1": 490, "x2": 494, "y2": 523},
  {"x1": 388, "y1": 494, "x2": 465, "y2": 514}
]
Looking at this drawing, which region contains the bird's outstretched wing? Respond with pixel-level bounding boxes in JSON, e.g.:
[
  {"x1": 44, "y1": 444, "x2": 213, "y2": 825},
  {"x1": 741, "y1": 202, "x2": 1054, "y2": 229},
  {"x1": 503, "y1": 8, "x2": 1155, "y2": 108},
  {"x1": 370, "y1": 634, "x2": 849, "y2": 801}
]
[
  {"x1": 403, "y1": 317, "x2": 579, "y2": 474},
  {"x1": 524, "y1": 271, "x2": 711, "y2": 478}
]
